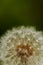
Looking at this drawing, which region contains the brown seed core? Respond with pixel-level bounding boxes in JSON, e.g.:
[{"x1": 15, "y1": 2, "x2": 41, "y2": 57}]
[{"x1": 16, "y1": 44, "x2": 33, "y2": 57}]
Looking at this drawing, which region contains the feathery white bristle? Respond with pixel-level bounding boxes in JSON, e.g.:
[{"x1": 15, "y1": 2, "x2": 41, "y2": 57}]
[{"x1": 0, "y1": 26, "x2": 43, "y2": 65}]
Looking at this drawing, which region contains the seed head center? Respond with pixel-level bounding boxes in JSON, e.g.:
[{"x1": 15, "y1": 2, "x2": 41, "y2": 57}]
[{"x1": 16, "y1": 44, "x2": 33, "y2": 58}]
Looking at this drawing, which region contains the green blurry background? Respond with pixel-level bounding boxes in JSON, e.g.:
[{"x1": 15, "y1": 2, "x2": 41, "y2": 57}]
[{"x1": 0, "y1": 0, "x2": 43, "y2": 36}]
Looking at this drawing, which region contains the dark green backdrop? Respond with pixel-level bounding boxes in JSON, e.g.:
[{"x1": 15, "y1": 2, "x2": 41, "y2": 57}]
[{"x1": 0, "y1": 0, "x2": 43, "y2": 36}]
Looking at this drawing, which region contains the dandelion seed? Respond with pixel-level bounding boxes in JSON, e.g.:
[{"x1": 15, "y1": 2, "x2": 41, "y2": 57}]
[{"x1": 0, "y1": 26, "x2": 43, "y2": 65}]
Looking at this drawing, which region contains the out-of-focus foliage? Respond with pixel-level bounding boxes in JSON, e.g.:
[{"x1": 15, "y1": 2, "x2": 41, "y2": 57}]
[
  {"x1": 0, "y1": 60, "x2": 3, "y2": 65},
  {"x1": 0, "y1": 0, "x2": 43, "y2": 36}
]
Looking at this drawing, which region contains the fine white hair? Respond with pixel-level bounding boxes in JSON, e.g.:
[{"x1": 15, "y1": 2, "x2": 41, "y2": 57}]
[{"x1": 0, "y1": 26, "x2": 43, "y2": 65}]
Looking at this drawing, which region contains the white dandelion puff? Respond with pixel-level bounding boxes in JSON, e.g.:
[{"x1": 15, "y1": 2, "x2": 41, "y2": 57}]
[{"x1": 0, "y1": 26, "x2": 43, "y2": 65}]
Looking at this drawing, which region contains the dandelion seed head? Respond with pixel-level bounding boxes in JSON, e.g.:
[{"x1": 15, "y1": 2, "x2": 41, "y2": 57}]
[{"x1": 0, "y1": 26, "x2": 43, "y2": 65}]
